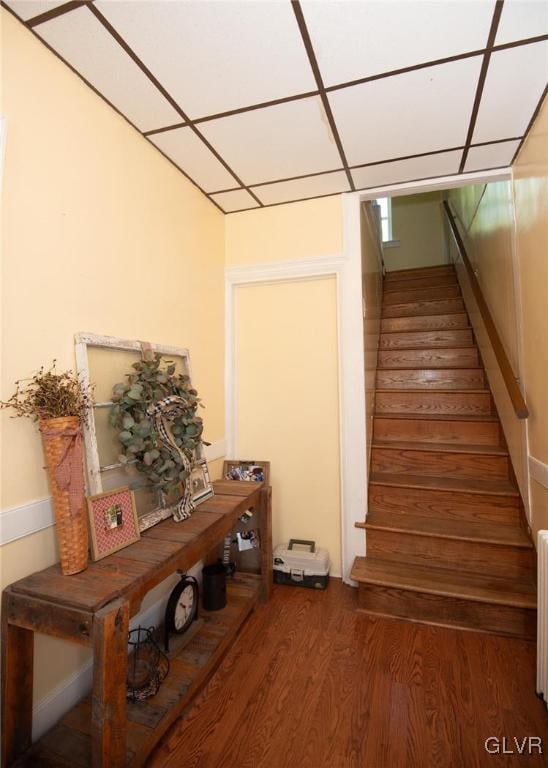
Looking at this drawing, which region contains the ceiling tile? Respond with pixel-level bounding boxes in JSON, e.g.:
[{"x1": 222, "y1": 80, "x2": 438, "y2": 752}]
[
  {"x1": 149, "y1": 127, "x2": 237, "y2": 193},
  {"x1": 473, "y1": 42, "x2": 548, "y2": 144},
  {"x1": 329, "y1": 57, "x2": 482, "y2": 167},
  {"x1": 252, "y1": 171, "x2": 349, "y2": 206},
  {"x1": 351, "y1": 151, "x2": 462, "y2": 191},
  {"x1": 95, "y1": 0, "x2": 316, "y2": 120},
  {"x1": 464, "y1": 140, "x2": 521, "y2": 172},
  {"x1": 301, "y1": 0, "x2": 494, "y2": 87},
  {"x1": 198, "y1": 97, "x2": 343, "y2": 186},
  {"x1": 210, "y1": 189, "x2": 260, "y2": 213},
  {"x1": 496, "y1": 0, "x2": 548, "y2": 45},
  {"x1": 34, "y1": 6, "x2": 182, "y2": 132},
  {"x1": 4, "y1": 0, "x2": 68, "y2": 22}
]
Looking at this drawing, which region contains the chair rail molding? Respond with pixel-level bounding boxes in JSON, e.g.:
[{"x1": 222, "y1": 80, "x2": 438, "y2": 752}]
[{"x1": 0, "y1": 439, "x2": 227, "y2": 546}]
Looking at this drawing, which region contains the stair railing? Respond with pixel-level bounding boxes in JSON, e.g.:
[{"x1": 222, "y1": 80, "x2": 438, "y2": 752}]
[{"x1": 443, "y1": 200, "x2": 528, "y2": 419}]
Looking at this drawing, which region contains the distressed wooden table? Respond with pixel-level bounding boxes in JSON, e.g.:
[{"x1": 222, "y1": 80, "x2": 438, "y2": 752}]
[{"x1": 1, "y1": 480, "x2": 272, "y2": 767}]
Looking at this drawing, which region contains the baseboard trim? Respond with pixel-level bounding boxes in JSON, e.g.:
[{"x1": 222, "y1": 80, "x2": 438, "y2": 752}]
[{"x1": 1, "y1": 440, "x2": 226, "y2": 546}]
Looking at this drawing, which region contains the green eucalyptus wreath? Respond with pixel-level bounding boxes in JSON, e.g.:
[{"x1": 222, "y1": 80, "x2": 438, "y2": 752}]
[{"x1": 110, "y1": 354, "x2": 205, "y2": 495}]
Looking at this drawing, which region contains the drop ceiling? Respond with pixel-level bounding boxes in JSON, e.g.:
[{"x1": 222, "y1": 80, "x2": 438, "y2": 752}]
[{"x1": 4, "y1": 0, "x2": 548, "y2": 214}]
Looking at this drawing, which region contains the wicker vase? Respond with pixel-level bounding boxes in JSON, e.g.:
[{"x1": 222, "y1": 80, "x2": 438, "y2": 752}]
[{"x1": 40, "y1": 416, "x2": 88, "y2": 575}]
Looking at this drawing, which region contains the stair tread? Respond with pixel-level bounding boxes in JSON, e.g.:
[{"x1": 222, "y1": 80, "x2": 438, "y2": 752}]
[
  {"x1": 385, "y1": 265, "x2": 455, "y2": 278},
  {"x1": 350, "y1": 556, "x2": 536, "y2": 608},
  {"x1": 372, "y1": 439, "x2": 507, "y2": 455},
  {"x1": 358, "y1": 511, "x2": 531, "y2": 548},
  {"x1": 376, "y1": 387, "x2": 490, "y2": 394},
  {"x1": 370, "y1": 471, "x2": 519, "y2": 497},
  {"x1": 384, "y1": 281, "x2": 458, "y2": 293},
  {"x1": 374, "y1": 412, "x2": 499, "y2": 422}
]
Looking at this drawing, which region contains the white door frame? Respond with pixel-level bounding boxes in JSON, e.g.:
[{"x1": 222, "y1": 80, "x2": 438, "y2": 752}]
[{"x1": 226, "y1": 167, "x2": 512, "y2": 584}]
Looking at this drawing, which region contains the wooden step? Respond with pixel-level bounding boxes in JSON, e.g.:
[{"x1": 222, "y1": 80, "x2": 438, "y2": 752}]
[
  {"x1": 376, "y1": 368, "x2": 485, "y2": 389},
  {"x1": 375, "y1": 389, "x2": 493, "y2": 416},
  {"x1": 379, "y1": 329, "x2": 473, "y2": 349},
  {"x1": 367, "y1": 482, "x2": 521, "y2": 526},
  {"x1": 378, "y1": 347, "x2": 480, "y2": 370},
  {"x1": 381, "y1": 313, "x2": 469, "y2": 333},
  {"x1": 369, "y1": 471, "x2": 519, "y2": 497},
  {"x1": 383, "y1": 284, "x2": 461, "y2": 305},
  {"x1": 373, "y1": 414, "x2": 501, "y2": 445},
  {"x1": 385, "y1": 265, "x2": 455, "y2": 281},
  {"x1": 382, "y1": 297, "x2": 466, "y2": 318},
  {"x1": 351, "y1": 556, "x2": 536, "y2": 639},
  {"x1": 360, "y1": 511, "x2": 533, "y2": 580},
  {"x1": 384, "y1": 274, "x2": 458, "y2": 292},
  {"x1": 371, "y1": 441, "x2": 509, "y2": 480}
]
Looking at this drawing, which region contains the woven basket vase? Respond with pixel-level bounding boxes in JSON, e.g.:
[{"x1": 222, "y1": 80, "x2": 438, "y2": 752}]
[{"x1": 40, "y1": 416, "x2": 88, "y2": 575}]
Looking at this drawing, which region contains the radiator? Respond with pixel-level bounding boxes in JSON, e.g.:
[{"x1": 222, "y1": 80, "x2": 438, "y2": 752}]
[{"x1": 538, "y1": 531, "x2": 548, "y2": 706}]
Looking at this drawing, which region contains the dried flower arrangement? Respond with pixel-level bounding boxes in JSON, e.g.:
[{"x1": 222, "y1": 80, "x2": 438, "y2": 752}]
[
  {"x1": 1, "y1": 360, "x2": 94, "y2": 575},
  {"x1": 0, "y1": 360, "x2": 93, "y2": 423}
]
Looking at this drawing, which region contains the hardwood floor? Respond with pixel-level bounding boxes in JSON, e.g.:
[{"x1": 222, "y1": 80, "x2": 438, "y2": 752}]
[{"x1": 149, "y1": 581, "x2": 548, "y2": 768}]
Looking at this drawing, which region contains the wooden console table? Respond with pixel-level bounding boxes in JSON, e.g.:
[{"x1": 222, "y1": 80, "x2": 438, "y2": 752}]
[{"x1": 1, "y1": 480, "x2": 272, "y2": 767}]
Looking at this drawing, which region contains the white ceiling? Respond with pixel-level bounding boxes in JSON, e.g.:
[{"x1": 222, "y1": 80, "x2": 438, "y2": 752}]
[{"x1": 5, "y1": 0, "x2": 548, "y2": 214}]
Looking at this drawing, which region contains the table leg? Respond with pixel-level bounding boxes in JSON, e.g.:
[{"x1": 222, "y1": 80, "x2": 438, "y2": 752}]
[
  {"x1": 91, "y1": 598, "x2": 129, "y2": 767},
  {"x1": 259, "y1": 486, "x2": 273, "y2": 603},
  {"x1": 1, "y1": 591, "x2": 34, "y2": 766}
]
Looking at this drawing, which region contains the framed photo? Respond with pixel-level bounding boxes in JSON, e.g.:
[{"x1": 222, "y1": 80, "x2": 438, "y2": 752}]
[
  {"x1": 87, "y1": 486, "x2": 140, "y2": 561},
  {"x1": 223, "y1": 460, "x2": 270, "y2": 484},
  {"x1": 190, "y1": 458, "x2": 214, "y2": 506}
]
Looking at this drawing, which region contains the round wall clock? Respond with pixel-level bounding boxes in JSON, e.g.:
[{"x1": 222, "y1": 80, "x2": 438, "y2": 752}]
[{"x1": 164, "y1": 573, "x2": 199, "y2": 652}]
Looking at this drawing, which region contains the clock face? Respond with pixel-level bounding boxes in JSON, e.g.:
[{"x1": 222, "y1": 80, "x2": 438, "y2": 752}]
[{"x1": 174, "y1": 584, "x2": 196, "y2": 631}]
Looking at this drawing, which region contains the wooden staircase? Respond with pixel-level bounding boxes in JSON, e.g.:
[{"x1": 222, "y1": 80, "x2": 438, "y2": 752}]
[{"x1": 351, "y1": 264, "x2": 537, "y2": 639}]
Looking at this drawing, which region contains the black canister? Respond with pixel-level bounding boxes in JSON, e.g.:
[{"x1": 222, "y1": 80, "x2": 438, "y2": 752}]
[{"x1": 202, "y1": 562, "x2": 227, "y2": 611}]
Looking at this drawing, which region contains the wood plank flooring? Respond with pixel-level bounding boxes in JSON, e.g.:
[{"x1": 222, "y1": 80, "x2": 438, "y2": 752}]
[{"x1": 149, "y1": 581, "x2": 548, "y2": 768}]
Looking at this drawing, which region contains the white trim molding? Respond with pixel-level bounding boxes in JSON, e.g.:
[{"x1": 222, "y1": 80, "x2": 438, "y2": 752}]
[
  {"x1": 225, "y1": 250, "x2": 366, "y2": 583},
  {"x1": 0, "y1": 440, "x2": 226, "y2": 546},
  {"x1": 530, "y1": 456, "x2": 548, "y2": 490}
]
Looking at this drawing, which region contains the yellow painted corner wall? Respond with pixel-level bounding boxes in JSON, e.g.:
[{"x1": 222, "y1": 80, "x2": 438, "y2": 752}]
[
  {"x1": 224, "y1": 195, "x2": 343, "y2": 266},
  {"x1": 384, "y1": 191, "x2": 448, "y2": 272},
  {"x1": 1, "y1": 11, "x2": 225, "y2": 704},
  {"x1": 513, "y1": 95, "x2": 548, "y2": 534},
  {"x1": 235, "y1": 278, "x2": 341, "y2": 575}
]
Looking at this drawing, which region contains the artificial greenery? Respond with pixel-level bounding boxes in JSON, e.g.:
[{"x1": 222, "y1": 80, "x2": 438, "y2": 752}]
[
  {"x1": 110, "y1": 354, "x2": 204, "y2": 494},
  {"x1": 0, "y1": 361, "x2": 93, "y2": 423}
]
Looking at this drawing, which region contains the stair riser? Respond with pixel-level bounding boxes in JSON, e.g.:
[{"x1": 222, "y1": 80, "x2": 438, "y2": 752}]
[
  {"x1": 383, "y1": 285, "x2": 461, "y2": 305},
  {"x1": 385, "y1": 265, "x2": 455, "y2": 281},
  {"x1": 376, "y1": 391, "x2": 492, "y2": 416},
  {"x1": 371, "y1": 447, "x2": 509, "y2": 480},
  {"x1": 376, "y1": 369, "x2": 485, "y2": 390},
  {"x1": 373, "y1": 418, "x2": 501, "y2": 445},
  {"x1": 356, "y1": 584, "x2": 536, "y2": 640},
  {"x1": 378, "y1": 348, "x2": 479, "y2": 369},
  {"x1": 366, "y1": 529, "x2": 533, "y2": 581},
  {"x1": 368, "y1": 484, "x2": 521, "y2": 526},
  {"x1": 382, "y1": 298, "x2": 465, "y2": 318},
  {"x1": 379, "y1": 329, "x2": 473, "y2": 349},
  {"x1": 385, "y1": 275, "x2": 458, "y2": 292},
  {"x1": 381, "y1": 314, "x2": 469, "y2": 333}
]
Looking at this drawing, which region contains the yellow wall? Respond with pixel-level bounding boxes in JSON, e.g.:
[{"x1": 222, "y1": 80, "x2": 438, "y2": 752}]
[
  {"x1": 361, "y1": 202, "x2": 383, "y2": 471},
  {"x1": 225, "y1": 196, "x2": 342, "y2": 266},
  {"x1": 447, "y1": 95, "x2": 548, "y2": 536},
  {"x1": 235, "y1": 278, "x2": 341, "y2": 574},
  {"x1": 1, "y1": 11, "x2": 225, "y2": 706},
  {"x1": 384, "y1": 191, "x2": 448, "y2": 272},
  {"x1": 513, "y1": 95, "x2": 548, "y2": 535}
]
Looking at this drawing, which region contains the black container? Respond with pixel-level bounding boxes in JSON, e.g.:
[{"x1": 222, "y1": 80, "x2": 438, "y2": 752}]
[{"x1": 202, "y1": 562, "x2": 227, "y2": 611}]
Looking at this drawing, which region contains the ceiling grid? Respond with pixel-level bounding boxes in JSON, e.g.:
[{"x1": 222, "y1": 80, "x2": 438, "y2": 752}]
[{"x1": 2, "y1": 0, "x2": 547, "y2": 213}]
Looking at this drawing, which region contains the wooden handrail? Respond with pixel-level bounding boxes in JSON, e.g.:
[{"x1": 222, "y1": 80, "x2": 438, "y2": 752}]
[{"x1": 443, "y1": 201, "x2": 528, "y2": 419}]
